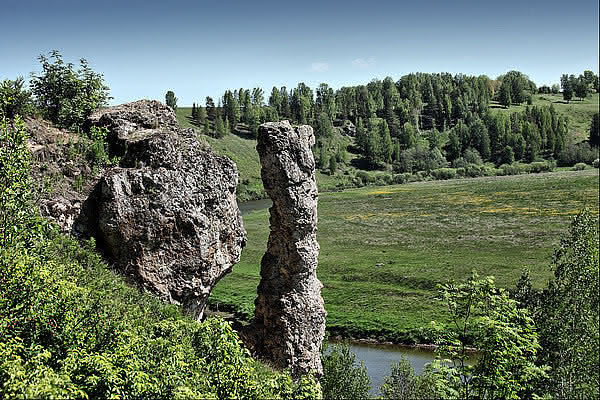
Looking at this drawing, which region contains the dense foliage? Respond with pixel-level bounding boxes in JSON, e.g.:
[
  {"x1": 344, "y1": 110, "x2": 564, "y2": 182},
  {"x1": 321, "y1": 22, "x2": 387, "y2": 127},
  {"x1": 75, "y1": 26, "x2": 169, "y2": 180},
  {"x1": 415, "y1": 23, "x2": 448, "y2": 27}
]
[
  {"x1": 30, "y1": 51, "x2": 110, "y2": 131},
  {"x1": 0, "y1": 117, "x2": 321, "y2": 399}
]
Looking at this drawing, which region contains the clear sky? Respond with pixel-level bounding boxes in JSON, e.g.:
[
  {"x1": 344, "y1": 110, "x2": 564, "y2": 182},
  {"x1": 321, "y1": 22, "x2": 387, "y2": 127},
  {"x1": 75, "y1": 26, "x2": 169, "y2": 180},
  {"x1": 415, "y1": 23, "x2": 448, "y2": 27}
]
[{"x1": 2, "y1": 0, "x2": 598, "y2": 106}]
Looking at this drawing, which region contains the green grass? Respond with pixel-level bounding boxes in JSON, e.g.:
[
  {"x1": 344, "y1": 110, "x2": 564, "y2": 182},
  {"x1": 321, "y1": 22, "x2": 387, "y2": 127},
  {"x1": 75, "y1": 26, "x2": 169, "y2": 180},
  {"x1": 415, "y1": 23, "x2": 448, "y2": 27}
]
[
  {"x1": 490, "y1": 93, "x2": 599, "y2": 141},
  {"x1": 211, "y1": 169, "x2": 599, "y2": 342}
]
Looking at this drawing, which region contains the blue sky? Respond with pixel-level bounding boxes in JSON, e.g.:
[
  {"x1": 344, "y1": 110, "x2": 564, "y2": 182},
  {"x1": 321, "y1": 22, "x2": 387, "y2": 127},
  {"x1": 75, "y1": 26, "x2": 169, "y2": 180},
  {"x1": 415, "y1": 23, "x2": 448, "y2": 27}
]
[{"x1": 2, "y1": 0, "x2": 598, "y2": 105}]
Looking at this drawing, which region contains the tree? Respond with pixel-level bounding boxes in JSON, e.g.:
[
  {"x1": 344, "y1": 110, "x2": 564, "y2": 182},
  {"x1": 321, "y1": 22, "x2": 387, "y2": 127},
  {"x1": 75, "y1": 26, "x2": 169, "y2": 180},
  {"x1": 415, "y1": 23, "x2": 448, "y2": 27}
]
[
  {"x1": 315, "y1": 112, "x2": 333, "y2": 140},
  {"x1": 321, "y1": 343, "x2": 371, "y2": 400},
  {"x1": 214, "y1": 115, "x2": 225, "y2": 138},
  {"x1": 380, "y1": 356, "x2": 438, "y2": 399},
  {"x1": 431, "y1": 272, "x2": 546, "y2": 399},
  {"x1": 31, "y1": 51, "x2": 110, "y2": 130},
  {"x1": 380, "y1": 120, "x2": 393, "y2": 163},
  {"x1": 268, "y1": 87, "x2": 281, "y2": 113},
  {"x1": 222, "y1": 90, "x2": 240, "y2": 126},
  {"x1": 0, "y1": 77, "x2": 33, "y2": 119},
  {"x1": 536, "y1": 210, "x2": 599, "y2": 399},
  {"x1": 196, "y1": 105, "x2": 207, "y2": 125},
  {"x1": 574, "y1": 75, "x2": 588, "y2": 100},
  {"x1": 328, "y1": 155, "x2": 337, "y2": 175},
  {"x1": 498, "y1": 145, "x2": 515, "y2": 165},
  {"x1": 590, "y1": 113, "x2": 599, "y2": 147},
  {"x1": 561, "y1": 74, "x2": 574, "y2": 103},
  {"x1": 498, "y1": 80, "x2": 512, "y2": 108},
  {"x1": 205, "y1": 97, "x2": 216, "y2": 120},
  {"x1": 165, "y1": 90, "x2": 177, "y2": 111},
  {"x1": 400, "y1": 122, "x2": 418, "y2": 149},
  {"x1": 446, "y1": 129, "x2": 461, "y2": 161},
  {"x1": 251, "y1": 87, "x2": 264, "y2": 107}
]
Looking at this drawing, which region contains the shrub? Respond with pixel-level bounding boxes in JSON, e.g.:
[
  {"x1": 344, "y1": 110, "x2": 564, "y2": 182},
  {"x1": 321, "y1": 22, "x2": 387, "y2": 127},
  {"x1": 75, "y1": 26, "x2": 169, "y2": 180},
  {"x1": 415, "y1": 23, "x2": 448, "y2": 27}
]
[
  {"x1": 30, "y1": 51, "x2": 110, "y2": 131},
  {"x1": 397, "y1": 144, "x2": 448, "y2": 173},
  {"x1": 431, "y1": 167, "x2": 457, "y2": 180},
  {"x1": 529, "y1": 160, "x2": 554, "y2": 173},
  {"x1": 321, "y1": 343, "x2": 371, "y2": 400},
  {"x1": 499, "y1": 163, "x2": 525, "y2": 176},
  {"x1": 463, "y1": 148, "x2": 483, "y2": 165},
  {"x1": 392, "y1": 173, "x2": 411, "y2": 184},
  {"x1": 593, "y1": 158, "x2": 599, "y2": 168},
  {"x1": 573, "y1": 162, "x2": 587, "y2": 171},
  {"x1": 85, "y1": 126, "x2": 110, "y2": 170},
  {"x1": 451, "y1": 157, "x2": 468, "y2": 169},
  {"x1": 355, "y1": 171, "x2": 372, "y2": 186}
]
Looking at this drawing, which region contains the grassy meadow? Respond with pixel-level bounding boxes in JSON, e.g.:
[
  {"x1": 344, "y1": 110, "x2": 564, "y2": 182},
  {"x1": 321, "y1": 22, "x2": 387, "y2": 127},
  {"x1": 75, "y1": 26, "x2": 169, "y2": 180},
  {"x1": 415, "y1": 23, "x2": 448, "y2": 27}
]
[{"x1": 212, "y1": 169, "x2": 599, "y2": 342}]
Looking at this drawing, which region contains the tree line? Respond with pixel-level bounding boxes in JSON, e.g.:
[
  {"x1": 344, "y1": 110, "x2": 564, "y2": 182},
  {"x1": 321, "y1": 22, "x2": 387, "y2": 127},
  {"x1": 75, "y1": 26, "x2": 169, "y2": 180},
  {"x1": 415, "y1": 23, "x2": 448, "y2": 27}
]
[{"x1": 185, "y1": 69, "x2": 597, "y2": 171}]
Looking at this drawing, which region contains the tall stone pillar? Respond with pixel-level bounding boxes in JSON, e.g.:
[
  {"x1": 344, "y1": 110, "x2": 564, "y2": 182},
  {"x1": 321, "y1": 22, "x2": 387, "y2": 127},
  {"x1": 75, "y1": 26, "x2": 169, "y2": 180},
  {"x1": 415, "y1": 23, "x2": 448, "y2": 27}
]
[{"x1": 252, "y1": 121, "x2": 327, "y2": 377}]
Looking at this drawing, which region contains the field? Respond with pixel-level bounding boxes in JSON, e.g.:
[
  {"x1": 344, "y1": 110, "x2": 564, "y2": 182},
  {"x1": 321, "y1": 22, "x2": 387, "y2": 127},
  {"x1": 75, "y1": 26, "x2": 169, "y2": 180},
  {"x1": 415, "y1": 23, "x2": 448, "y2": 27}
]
[{"x1": 212, "y1": 169, "x2": 599, "y2": 342}]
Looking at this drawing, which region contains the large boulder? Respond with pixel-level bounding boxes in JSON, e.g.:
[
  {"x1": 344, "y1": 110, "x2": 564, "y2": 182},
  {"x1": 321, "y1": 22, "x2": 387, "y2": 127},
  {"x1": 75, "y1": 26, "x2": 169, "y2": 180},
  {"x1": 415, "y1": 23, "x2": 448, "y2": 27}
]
[
  {"x1": 249, "y1": 121, "x2": 326, "y2": 377},
  {"x1": 75, "y1": 101, "x2": 246, "y2": 320}
]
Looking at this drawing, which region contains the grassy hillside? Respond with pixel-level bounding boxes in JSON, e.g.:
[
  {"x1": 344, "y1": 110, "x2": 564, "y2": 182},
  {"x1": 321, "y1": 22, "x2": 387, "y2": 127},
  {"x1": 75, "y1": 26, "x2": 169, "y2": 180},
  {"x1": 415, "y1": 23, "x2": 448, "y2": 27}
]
[
  {"x1": 211, "y1": 169, "x2": 599, "y2": 343},
  {"x1": 490, "y1": 92, "x2": 599, "y2": 141}
]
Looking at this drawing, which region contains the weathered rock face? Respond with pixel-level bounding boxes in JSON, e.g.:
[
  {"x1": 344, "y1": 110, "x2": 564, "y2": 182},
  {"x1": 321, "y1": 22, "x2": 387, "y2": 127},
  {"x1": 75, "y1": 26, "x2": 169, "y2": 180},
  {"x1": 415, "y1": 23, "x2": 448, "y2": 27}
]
[
  {"x1": 87, "y1": 99, "x2": 180, "y2": 156},
  {"x1": 74, "y1": 101, "x2": 246, "y2": 320},
  {"x1": 250, "y1": 121, "x2": 326, "y2": 377}
]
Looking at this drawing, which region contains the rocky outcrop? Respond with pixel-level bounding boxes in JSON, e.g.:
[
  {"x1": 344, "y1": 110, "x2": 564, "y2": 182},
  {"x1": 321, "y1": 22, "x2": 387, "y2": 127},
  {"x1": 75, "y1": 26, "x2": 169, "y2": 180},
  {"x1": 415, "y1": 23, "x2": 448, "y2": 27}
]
[
  {"x1": 250, "y1": 121, "x2": 326, "y2": 377},
  {"x1": 87, "y1": 99, "x2": 180, "y2": 156},
  {"x1": 72, "y1": 101, "x2": 246, "y2": 320}
]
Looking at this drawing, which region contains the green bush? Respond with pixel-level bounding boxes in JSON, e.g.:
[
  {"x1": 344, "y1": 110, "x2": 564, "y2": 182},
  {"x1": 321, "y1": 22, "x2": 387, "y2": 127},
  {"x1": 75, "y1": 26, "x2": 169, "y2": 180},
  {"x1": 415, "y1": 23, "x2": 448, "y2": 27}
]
[
  {"x1": 499, "y1": 163, "x2": 525, "y2": 176},
  {"x1": 321, "y1": 343, "x2": 371, "y2": 399},
  {"x1": 529, "y1": 160, "x2": 555, "y2": 173},
  {"x1": 355, "y1": 170, "x2": 372, "y2": 186},
  {"x1": 593, "y1": 158, "x2": 599, "y2": 168},
  {"x1": 573, "y1": 162, "x2": 587, "y2": 171},
  {"x1": 30, "y1": 51, "x2": 111, "y2": 131},
  {"x1": 431, "y1": 167, "x2": 457, "y2": 180}
]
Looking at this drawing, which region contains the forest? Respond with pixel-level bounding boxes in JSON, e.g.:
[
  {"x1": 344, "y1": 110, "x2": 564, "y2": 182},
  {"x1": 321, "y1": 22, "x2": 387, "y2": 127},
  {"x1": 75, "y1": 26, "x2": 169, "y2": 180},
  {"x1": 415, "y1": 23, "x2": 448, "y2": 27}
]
[{"x1": 181, "y1": 70, "x2": 599, "y2": 175}]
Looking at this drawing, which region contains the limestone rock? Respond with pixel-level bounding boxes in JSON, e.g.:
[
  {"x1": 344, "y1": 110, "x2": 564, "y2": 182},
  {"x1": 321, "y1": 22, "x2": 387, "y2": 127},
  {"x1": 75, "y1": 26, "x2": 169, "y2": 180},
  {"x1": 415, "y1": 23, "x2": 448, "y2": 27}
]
[
  {"x1": 75, "y1": 101, "x2": 246, "y2": 320},
  {"x1": 251, "y1": 120, "x2": 326, "y2": 377},
  {"x1": 87, "y1": 99, "x2": 180, "y2": 156}
]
